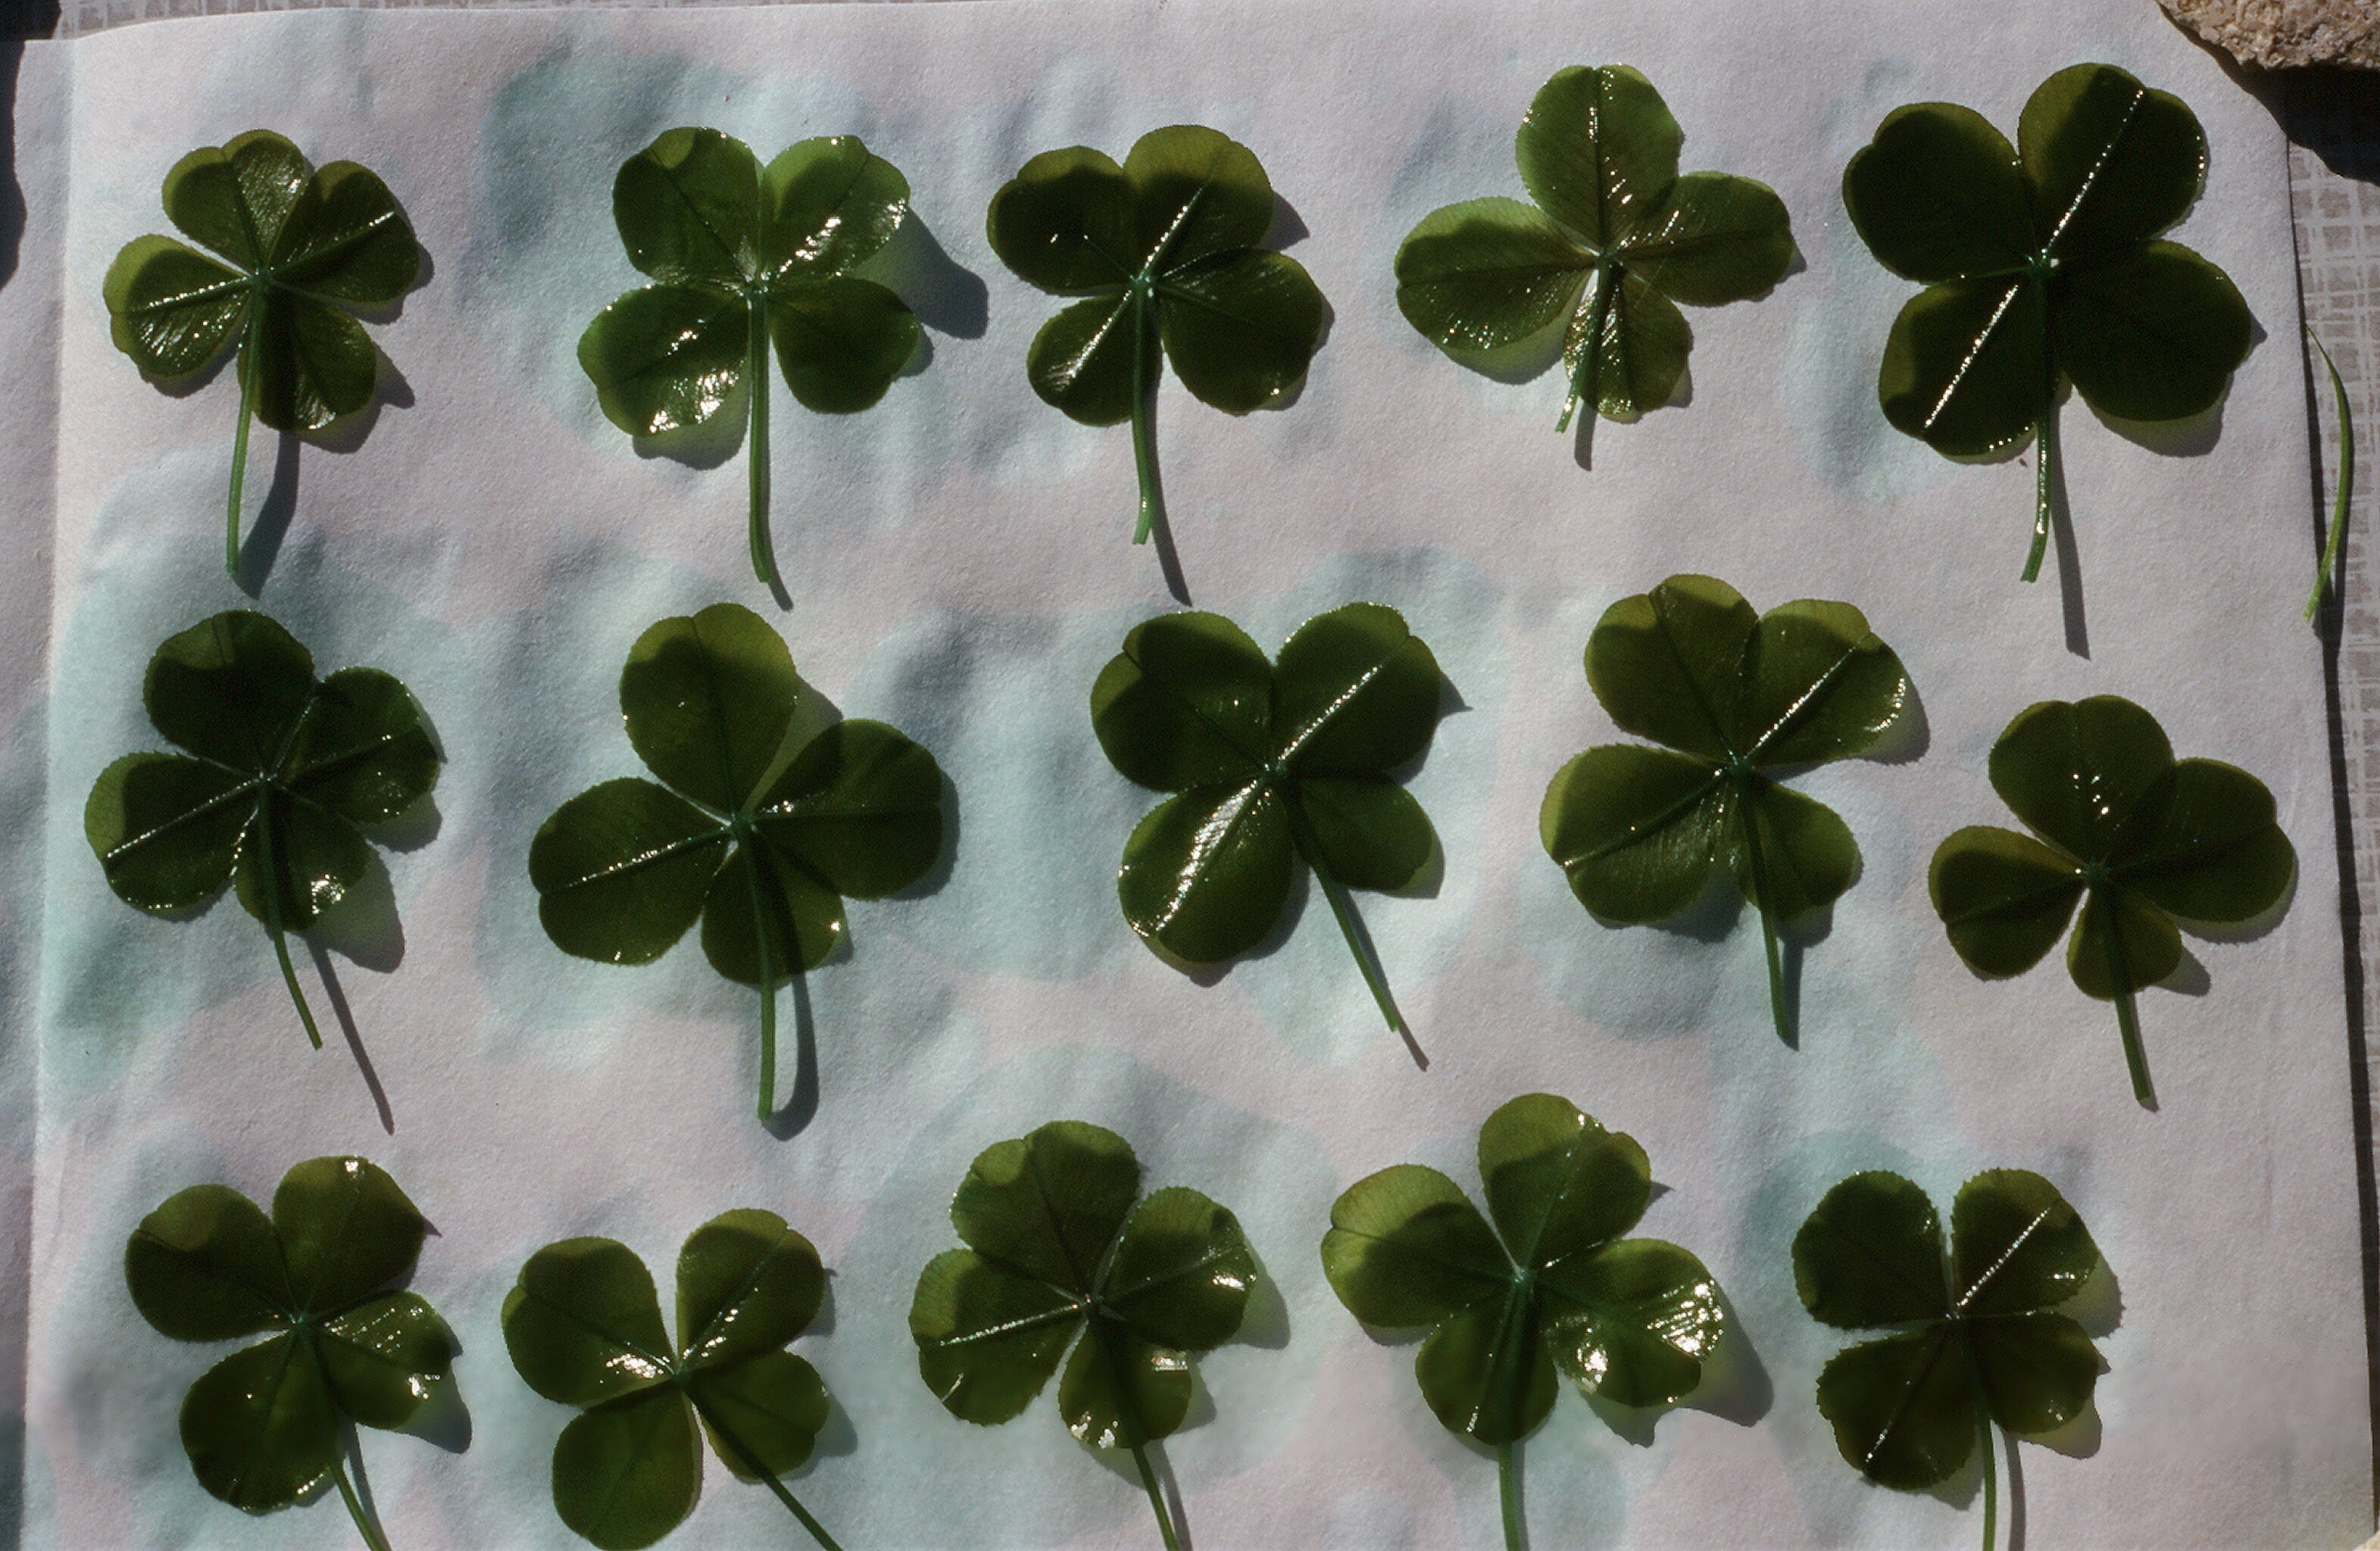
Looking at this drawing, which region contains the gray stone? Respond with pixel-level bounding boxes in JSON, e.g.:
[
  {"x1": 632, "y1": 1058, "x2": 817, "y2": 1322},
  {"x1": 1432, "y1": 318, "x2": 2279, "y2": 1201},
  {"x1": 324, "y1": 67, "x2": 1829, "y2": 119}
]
[{"x1": 2158, "y1": 0, "x2": 2380, "y2": 70}]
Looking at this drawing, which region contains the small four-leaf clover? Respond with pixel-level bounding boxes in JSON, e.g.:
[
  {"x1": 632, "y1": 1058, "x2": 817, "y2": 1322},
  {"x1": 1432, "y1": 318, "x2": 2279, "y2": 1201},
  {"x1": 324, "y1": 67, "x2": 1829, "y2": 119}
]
[
  {"x1": 910, "y1": 1120, "x2": 1258, "y2": 1551},
  {"x1": 126, "y1": 1156, "x2": 454, "y2": 1550},
  {"x1": 1323, "y1": 1094, "x2": 1727, "y2": 1551},
  {"x1": 1930, "y1": 694, "x2": 2294, "y2": 1107}
]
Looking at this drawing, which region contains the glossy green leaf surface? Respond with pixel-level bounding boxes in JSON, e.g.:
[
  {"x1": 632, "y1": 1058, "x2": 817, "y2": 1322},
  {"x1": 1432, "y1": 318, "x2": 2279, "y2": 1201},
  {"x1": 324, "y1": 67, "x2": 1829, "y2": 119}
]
[
  {"x1": 1844, "y1": 64, "x2": 2254, "y2": 580},
  {"x1": 910, "y1": 1121, "x2": 1255, "y2": 1441},
  {"x1": 1322, "y1": 1094, "x2": 1726, "y2": 1450},
  {"x1": 1090, "y1": 603, "x2": 1442, "y2": 1041},
  {"x1": 503, "y1": 1210, "x2": 836, "y2": 1551},
  {"x1": 1929, "y1": 695, "x2": 2294, "y2": 1104},
  {"x1": 104, "y1": 130, "x2": 418, "y2": 572},
  {"x1": 1540, "y1": 576, "x2": 1910, "y2": 1041},
  {"x1": 85, "y1": 610, "x2": 439, "y2": 1050},
  {"x1": 986, "y1": 123, "x2": 1326, "y2": 545},
  {"x1": 580, "y1": 128, "x2": 920, "y2": 587},
  {"x1": 1396, "y1": 66, "x2": 1792, "y2": 435},
  {"x1": 528, "y1": 602, "x2": 945, "y2": 1122},
  {"x1": 124, "y1": 1157, "x2": 451, "y2": 1530},
  {"x1": 1793, "y1": 1169, "x2": 2104, "y2": 1494}
]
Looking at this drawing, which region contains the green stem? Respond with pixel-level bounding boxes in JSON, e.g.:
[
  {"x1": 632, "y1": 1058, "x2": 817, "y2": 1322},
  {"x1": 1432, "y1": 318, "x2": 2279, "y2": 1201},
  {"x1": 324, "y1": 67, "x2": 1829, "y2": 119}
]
[
  {"x1": 1557, "y1": 263, "x2": 1613, "y2": 437},
  {"x1": 1127, "y1": 1439, "x2": 1183, "y2": 1551},
  {"x1": 1281, "y1": 798, "x2": 1412, "y2": 1049},
  {"x1": 225, "y1": 295, "x2": 264, "y2": 579},
  {"x1": 2024, "y1": 397, "x2": 2057, "y2": 584},
  {"x1": 332, "y1": 1454, "x2": 392, "y2": 1551},
  {"x1": 688, "y1": 1392, "x2": 847, "y2": 1551},
  {"x1": 748, "y1": 295, "x2": 777, "y2": 588},
  {"x1": 2307, "y1": 326, "x2": 2355, "y2": 621},
  {"x1": 1977, "y1": 1403, "x2": 1997, "y2": 1551},
  {"x1": 1735, "y1": 782, "x2": 1794, "y2": 1044},
  {"x1": 1498, "y1": 1441, "x2": 1523, "y2": 1551},
  {"x1": 1130, "y1": 285, "x2": 1160, "y2": 545},
  {"x1": 741, "y1": 844, "x2": 777, "y2": 1122},
  {"x1": 2099, "y1": 907, "x2": 2154, "y2": 1108},
  {"x1": 253, "y1": 792, "x2": 322, "y2": 1050}
]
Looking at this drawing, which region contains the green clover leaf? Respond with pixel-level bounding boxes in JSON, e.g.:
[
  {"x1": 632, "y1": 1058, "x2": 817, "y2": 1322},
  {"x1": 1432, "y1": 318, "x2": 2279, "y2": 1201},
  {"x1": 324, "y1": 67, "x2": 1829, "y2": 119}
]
[
  {"x1": 1539, "y1": 575, "x2": 1912, "y2": 1044},
  {"x1": 527, "y1": 601, "x2": 945, "y2": 1122},
  {"x1": 1929, "y1": 694, "x2": 2293, "y2": 1108},
  {"x1": 1794, "y1": 1169, "x2": 2106, "y2": 1551},
  {"x1": 909, "y1": 1120, "x2": 1257, "y2": 1551},
  {"x1": 1843, "y1": 64, "x2": 2254, "y2": 585},
  {"x1": 503, "y1": 1210, "x2": 843, "y2": 1551},
  {"x1": 85, "y1": 610, "x2": 441, "y2": 1053},
  {"x1": 1322, "y1": 1094, "x2": 1726, "y2": 1551},
  {"x1": 1089, "y1": 602, "x2": 1444, "y2": 1054},
  {"x1": 579, "y1": 129, "x2": 922, "y2": 591},
  {"x1": 102, "y1": 130, "x2": 420, "y2": 578},
  {"x1": 126, "y1": 1156, "x2": 454, "y2": 1550},
  {"x1": 985, "y1": 123, "x2": 1326, "y2": 551},
  {"x1": 1395, "y1": 66, "x2": 1793, "y2": 455}
]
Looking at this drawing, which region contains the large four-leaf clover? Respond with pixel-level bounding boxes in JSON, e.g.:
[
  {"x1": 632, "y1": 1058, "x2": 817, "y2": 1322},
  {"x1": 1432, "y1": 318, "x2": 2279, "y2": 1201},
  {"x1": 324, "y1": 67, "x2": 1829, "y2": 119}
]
[
  {"x1": 1929, "y1": 694, "x2": 2293, "y2": 1107},
  {"x1": 1322, "y1": 1094, "x2": 1727, "y2": 1551},
  {"x1": 104, "y1": 130, "x2": 420, "y2": 578},
  {"x1": 986, "y1": 124, "x2": 1326, "y2": 551},
  {"x1": 1396, "y1": 66, "x2": 1794, "y2": 451},
  {"x1": 909, "y1": 1120, "x2": 1257, "y2": 1551},
  {"x1": 528, "y1": 602, "x2": 945, "y2": 1122},
  {"x1": 86, "y1": 610, "x2": 442, "y2": 1052},
  {"x1": 126, "y1": 1156, "x2": 454, "y2": 1551},
  {"x1": 1794, "y1": 1169, "x2": 2106, "y2": 1551},
  {"x1": 503, "y1": 1210, "x2": 845, "y2": 1551},
  {"x1": 579, "y1": 128, "x2": 923, "y2": 590},
  {"x1": 1090, "y1": 602, "x2": 1443, "y2": 1052},
  {"x1": 1540, "y1": 575, "x2": 1912, "y2": 1044},
  {"x1": 1844, "y1": 64, "x2": 2254, "y2": 584}
]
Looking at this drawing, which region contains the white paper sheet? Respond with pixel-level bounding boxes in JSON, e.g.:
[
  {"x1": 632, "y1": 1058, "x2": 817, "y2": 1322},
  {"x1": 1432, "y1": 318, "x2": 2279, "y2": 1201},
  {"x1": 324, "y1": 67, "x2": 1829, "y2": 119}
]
[{"x1": 7, "y1": 2, "x2": 2371, "y2": 1546}]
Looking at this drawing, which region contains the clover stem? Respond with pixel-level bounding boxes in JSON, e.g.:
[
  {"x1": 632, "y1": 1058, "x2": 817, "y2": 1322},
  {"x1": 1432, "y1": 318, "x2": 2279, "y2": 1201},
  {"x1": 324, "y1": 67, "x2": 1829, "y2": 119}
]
[
  {"x1": 1282, "y1": 799, "x2": 1413, "y2": 1053},
  {"x1": 1734, "y1": 786, "x2": 1794, "y2": 1044},
  {"x1": 1977, "y1": 1402, "x2": 1997, "y2": 1551},
  {"x1": 1130, "y1": 288, "x2": 1162, "y2": 545},
  {"x1": 332, "y1": 1455, "x2": 392, "y2": 1551},
  {"x1": 2024, "y1": 402, "x2": 2057, "y2": 584},
  {"x1": 225, "y1": 295, "x2": 265, "y2": 578},
  {"x1": 1498, "y1": 1443, "x2": 1523, "y2": 1551},
  {"x1": 747, "y1": 295, "x2": 778, "y2": 589},
  {"x1": 253, "y1": 792, "x2": 323, "y2": 1050},
  {"x1": 2306, "y1": 326, "x2": 2354, "y2": 621},
  {"x1": 688, "y1": 1391, "x2": 848, "y2": 1551},
  {"x1": 1127, "y1": 1439, "x2": 1183, "y2": 1551},
  {"x1": 2099, "y1": 913, "x2": 2155, "y2": 1108},
  {"x1": 742, "y1": 845, "x2": 779, "y2": 1122},
  {"x1": 1556, "y1": 263, "x2": 1613, "y2": 438}
]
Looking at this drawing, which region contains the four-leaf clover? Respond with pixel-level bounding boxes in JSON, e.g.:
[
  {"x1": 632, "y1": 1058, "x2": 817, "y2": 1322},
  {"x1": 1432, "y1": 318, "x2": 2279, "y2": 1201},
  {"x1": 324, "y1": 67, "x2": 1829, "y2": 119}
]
[
  {"x1": 1091, "y1": 602, "x2": 1443, "y2": 1052},
  {"x1": 579, "y1": 128, "x2": 923, "y2": 589},
  {"x1": 1396, "y1": 66, "x2": 1794, "y2": 451},
  {"x1": 909, "y1": 1120, "x2": 1258, "y2": 1551},
  {"x1": 503, "y1": 1210, "x2": 845, "y2": 1551},
  {"x1": 1843, "y1": 64, "x2": 2254, "y2": 583},
  {"x1": 1930, "y1": 694, "x2": 2294, "y2": 1107},
  {"x1": 86, "y1": 610, "x2": 442, "y2": 1052},
  {"x1": 986, "y1": 124, "x2": 1326, "y2": 551},
  {"x1": 1322, "y1": 1094, "x2": 1727, "y2": 1551},
  {"x1": 1540, "y1": 575, "x2": 1912, "y2": 1044},
  {"x1": 528, "y1": 602, "x2": 946, "y2": 1122},
  {"x1": 126, "y1": 1156, "x2": 455, "y2": 1551},
  {"x1": 1795, "y1": 1169, "x2": 2107, "y2": 1551},
  {"x1": 104, "y1": 130, "x2": 420, "y2": 577}
]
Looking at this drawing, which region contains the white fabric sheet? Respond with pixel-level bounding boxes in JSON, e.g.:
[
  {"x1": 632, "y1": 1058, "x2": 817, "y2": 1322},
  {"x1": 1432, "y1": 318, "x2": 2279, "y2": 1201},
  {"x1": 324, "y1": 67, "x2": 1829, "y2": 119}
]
[{"x1": 2, "y1": 1, "x2": 2369, "y2": 1546}]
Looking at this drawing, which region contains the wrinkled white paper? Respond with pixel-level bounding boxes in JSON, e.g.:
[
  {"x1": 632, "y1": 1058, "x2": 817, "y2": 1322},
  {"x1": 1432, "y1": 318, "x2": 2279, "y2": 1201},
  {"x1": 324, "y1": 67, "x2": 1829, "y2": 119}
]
[{"x1": 3, "y1": 1, "x2": 2369, "y2": 1546}]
